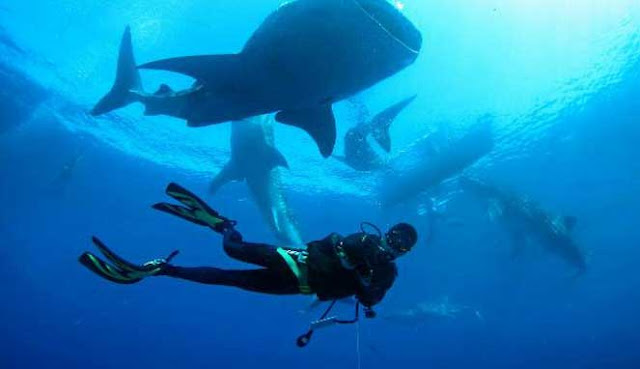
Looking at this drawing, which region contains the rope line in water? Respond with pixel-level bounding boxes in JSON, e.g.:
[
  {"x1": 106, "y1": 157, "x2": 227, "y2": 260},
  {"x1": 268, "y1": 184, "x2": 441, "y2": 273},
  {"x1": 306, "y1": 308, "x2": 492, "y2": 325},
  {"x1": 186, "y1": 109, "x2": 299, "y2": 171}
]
[{"x1": 356, "y1": 320, "x2": 362, "y2": 369}]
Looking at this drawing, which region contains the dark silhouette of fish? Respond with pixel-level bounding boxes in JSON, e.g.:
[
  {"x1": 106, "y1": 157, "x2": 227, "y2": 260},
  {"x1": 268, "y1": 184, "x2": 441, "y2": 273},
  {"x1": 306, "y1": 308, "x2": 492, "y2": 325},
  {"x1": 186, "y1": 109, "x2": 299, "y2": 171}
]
[
  {"x1": 335, "y1": 95, "x2": 416, "y2": 171},
  {"x1": 210, "y1": 116, "x2": 302, "y2": 245},
  {"x1": 91, "y1": 0, "x2": 422, "y2": 158},
  {"x1": 380, "y1": 115, "x2": 494, "y2": 206},
  {"x1": 460, "y1": 176, "x2": 587, "y2": 273}
]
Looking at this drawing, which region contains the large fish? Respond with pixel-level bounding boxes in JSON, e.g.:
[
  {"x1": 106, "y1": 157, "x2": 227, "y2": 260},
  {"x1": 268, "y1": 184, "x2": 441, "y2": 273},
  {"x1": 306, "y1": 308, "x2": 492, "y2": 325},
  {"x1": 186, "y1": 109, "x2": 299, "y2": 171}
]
[
  {"x1": 335, "y1": 95, "x2": 416, "y2": 171},
  {"x1": 380, "y1": 116, "x2": 494, "y2": 206},
  {"x1": 383, "y1": 297, "x2": 482, "y2": 326},
  {"x1": 211, "y1": 116, "x2": 303, "y2": 245},
  {"x1": 460, "y1": 176, "x2": 587, "y2": 273},
  {"x1": 91, "y1": 0, "x2": 423, "y2": 157}
]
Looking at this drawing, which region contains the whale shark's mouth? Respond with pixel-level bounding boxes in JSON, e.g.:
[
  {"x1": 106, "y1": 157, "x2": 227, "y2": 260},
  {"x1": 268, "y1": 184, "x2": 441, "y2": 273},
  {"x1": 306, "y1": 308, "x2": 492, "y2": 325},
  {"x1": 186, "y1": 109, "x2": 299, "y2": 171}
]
[{"x1": 354, "y1": 0, "x2": 422, "y2": 54}]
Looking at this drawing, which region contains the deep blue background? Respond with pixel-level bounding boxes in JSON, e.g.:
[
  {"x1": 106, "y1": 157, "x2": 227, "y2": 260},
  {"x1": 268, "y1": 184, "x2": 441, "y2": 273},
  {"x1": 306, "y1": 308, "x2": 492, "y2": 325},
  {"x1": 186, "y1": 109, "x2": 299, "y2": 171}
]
[{"x1": 2, "y1": 1, "x2": 640, "y2": 368}]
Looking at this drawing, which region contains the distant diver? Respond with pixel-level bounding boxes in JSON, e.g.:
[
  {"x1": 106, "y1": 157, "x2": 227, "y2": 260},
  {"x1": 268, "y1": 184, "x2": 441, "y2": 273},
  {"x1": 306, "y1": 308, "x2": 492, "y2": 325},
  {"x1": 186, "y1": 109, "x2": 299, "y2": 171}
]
[
  {"x1": 79, "y1": 183, "x2": 418, "y2": 343},
  {"x1": 57, "y1": 152, "x2": 84, "y2": 183},
  {"x1": 211, "y1": 115, "x2": 302, "y2": 245},
  {"x1": 48, "y1": 151, "x2": 85, "y2": 194},
  {"x1": 459, "y1": 176, "x2": 587, "y2": 273},
  {"x1": 90, "y1": 0, "x2": 422, "y2": 157},
  {"x1": 335, "y1": 95, "x2": 416, "y2": 171}
]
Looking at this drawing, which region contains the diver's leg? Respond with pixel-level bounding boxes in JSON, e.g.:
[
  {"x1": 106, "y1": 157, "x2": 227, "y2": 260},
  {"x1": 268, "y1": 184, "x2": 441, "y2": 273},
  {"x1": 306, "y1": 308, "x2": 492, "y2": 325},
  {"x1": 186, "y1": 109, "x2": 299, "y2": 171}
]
[
  {"x1": 161, "y1": 265, "x2": 299, "y2": 295},
  {"x1": 222, "y1": 230, "x2": 287, "y2": 270}
]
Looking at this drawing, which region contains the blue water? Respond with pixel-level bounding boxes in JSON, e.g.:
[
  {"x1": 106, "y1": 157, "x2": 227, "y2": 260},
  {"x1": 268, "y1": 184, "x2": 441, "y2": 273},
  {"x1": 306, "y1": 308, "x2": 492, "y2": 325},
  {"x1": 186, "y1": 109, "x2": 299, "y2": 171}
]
[{"x1": 2, "y1": 0, "x2": 640, "y2": 368}]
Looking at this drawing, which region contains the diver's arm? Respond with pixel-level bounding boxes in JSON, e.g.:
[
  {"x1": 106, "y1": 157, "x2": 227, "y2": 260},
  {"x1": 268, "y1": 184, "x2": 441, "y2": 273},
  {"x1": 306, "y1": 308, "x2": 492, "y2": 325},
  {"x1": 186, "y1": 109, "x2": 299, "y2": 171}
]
[{"x1": 355, "y1": 263, "x2": 397, "y2": 311}]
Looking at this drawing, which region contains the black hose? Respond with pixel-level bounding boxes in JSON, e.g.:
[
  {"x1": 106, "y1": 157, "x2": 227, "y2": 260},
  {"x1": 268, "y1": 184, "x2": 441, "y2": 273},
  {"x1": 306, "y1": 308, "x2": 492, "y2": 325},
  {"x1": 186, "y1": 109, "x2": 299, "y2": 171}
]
[
  {"x1": 360, "y1": 222, "x2": 382, "y2": 238},
  {"x1": 297, "y1": 301, "x2": 361, "y2": 348}
]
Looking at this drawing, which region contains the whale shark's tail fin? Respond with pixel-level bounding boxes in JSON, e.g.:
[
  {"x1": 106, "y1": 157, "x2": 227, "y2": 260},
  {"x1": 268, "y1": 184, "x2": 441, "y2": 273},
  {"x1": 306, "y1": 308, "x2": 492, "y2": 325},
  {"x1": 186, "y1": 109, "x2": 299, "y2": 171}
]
[
  {"x1": 91, "y1": 26, "x2": 142, "y2": 116},
  {"x1": 370, "y1": 94, "x2": 417, "y2": 152}
]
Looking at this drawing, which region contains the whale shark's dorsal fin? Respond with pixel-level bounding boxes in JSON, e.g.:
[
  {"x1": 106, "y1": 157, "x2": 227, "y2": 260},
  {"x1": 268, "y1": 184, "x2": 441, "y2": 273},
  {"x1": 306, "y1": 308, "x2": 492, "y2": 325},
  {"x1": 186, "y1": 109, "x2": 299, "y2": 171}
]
[
  {"x1": 139, "y1": 54, "x2": 242, "y2": 82},
  {"x1": 276, "y1": 105, "x2": 336, "y2": 158}
]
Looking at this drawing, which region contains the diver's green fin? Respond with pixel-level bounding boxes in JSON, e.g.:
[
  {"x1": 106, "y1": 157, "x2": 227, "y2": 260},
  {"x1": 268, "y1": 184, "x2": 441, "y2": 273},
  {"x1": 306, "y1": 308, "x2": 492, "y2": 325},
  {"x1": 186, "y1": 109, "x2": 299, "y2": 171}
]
[
  {"x1": 79, "y1": 237, "x2": 178, "y2": 284},
  {"x1": 153, "y1": 182, "x2": 236, "y2": 232},
  {"x1": 91, "y1": 236, "x2": 142, "y2": 273},
  {"x1": 78, "y1": 252, "x2": 143, "y2": 284},
  {"x1": 152, "y1": 202, "x2": 213, "y2": 227}
]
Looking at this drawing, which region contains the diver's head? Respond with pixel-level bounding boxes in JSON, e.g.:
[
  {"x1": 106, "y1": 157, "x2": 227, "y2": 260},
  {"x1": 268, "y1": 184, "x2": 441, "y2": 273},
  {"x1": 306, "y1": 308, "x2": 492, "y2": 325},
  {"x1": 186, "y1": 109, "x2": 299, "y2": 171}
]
[{"x1": 385, "y1": 223, "x2": 417, "y2": 258}]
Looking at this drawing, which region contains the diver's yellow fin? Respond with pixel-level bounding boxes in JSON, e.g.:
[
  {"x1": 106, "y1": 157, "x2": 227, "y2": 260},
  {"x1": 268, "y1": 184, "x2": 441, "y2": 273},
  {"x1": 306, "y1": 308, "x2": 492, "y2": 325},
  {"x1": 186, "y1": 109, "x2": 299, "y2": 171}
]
[
  {"x1": 153, "y1": 182, "x2": 236, "y2": 232},
  {"x1": 78, "y1": 252, "x2": 143, "y2": 284}
]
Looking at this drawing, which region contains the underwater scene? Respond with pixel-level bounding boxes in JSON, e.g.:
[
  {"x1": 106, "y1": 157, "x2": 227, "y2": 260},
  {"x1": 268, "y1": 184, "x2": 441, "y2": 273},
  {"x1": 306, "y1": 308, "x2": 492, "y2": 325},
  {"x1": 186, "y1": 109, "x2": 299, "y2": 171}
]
[{"x1": 1, "y1": 0, "x2": 640, "y2": 367}]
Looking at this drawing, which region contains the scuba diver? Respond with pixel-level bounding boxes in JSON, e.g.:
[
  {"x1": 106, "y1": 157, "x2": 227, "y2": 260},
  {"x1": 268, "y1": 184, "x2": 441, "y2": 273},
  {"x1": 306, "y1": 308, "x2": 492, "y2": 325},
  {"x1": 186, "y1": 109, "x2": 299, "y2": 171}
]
[{"x1": 79, "y1": 183, "x2": 418, "y2": 320}]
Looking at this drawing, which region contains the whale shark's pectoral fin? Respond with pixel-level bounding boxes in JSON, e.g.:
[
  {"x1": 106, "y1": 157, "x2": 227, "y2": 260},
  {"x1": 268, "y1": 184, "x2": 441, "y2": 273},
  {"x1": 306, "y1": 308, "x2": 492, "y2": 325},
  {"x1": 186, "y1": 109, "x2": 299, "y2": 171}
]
[
  {"x1": 210, "y1": 163, "x2": 243, "y2": 195},
  {"x1": 276, "y1": 105, "x2": 336, "y2": 158},
  {"x1": 263, "y1": 145, "x2": 289, "y2": 171},
  {"x1": 139, "y1": 54, "x2": 242, "y2": 83}
]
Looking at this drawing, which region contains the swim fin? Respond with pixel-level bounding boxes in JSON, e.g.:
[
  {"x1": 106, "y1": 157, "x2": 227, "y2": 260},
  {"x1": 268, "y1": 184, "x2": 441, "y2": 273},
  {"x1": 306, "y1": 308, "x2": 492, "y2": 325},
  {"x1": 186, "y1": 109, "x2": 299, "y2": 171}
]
[
  {"x1": 153, "y1": 182, "x2": 237, "y2": 233},
  {"x1": 78, "y1": 237, "x2": 179, "y2": 284}
]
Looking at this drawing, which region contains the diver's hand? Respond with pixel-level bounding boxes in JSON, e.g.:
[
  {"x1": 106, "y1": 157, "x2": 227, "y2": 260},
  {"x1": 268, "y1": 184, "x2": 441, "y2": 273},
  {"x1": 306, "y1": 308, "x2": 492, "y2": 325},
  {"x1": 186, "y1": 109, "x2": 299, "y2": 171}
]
[
  {"x1": 364, "y1": 307, "x2": 377, "y2": 319},
  {"x1": 223, "y1": 228, "x2": 243, "y2": 243}
]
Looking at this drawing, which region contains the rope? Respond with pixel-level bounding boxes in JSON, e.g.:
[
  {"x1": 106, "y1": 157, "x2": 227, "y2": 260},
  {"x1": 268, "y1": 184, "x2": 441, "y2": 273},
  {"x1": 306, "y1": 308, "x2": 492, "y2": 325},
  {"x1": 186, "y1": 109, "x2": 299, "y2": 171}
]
[{"x1": 356, "y1": 320, "x2": 362, "y2": 369}]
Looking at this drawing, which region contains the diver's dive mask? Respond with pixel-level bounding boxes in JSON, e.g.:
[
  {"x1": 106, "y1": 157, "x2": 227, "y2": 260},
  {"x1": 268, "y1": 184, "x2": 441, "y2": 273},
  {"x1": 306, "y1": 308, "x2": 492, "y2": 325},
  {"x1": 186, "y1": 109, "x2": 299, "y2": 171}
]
[
  {"x1": 384, "y1": 223, "x2": 418, "y2": 258},
  {"x1": 360, "y1": 222, "x2": 417, "y2": 261}
]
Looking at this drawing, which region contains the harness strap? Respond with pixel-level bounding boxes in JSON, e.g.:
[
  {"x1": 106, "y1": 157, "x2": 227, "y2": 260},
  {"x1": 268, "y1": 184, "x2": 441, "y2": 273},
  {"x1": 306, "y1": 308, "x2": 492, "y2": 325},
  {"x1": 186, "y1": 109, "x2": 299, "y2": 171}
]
[{"x1": 277, "y1": 248, "x2": 313, "y2": 294}]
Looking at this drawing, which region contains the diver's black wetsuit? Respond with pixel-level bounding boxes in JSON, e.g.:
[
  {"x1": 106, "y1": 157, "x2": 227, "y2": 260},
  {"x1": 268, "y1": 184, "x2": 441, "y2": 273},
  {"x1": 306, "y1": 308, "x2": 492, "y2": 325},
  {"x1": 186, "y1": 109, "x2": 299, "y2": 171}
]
[
  {"x1": 162, "y1": 231, "x2": 299, "y2": 294},
  {"x1": 162, "y1": 231, "x2": 397, "y2": 307}
]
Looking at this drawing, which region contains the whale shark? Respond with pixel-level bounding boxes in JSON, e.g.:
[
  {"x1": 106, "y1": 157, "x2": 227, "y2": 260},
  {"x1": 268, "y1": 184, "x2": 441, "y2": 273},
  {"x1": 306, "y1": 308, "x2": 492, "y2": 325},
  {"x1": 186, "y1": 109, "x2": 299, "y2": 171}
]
[
  {"x1": 383, "y1": 296, "x2": 483, "y2": 327},
  {"x1": 459, "y1": 176, "x2": 587, "y2": 273},
  {"x1": 210, "y1": 115, "x2": 303, "y2": 245},
  {"x1": 91, "y1": 0, "x2": 423, "y2": 157},
  {"x1": 380, "y1": 116, "x2": 494, "y2": 207},
  {"x1": 0, "y1": 61, "x2": 48, "y2": 134},
  {"x1": 335, "y1": 95, "x2": 416, "y2": 171}
]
